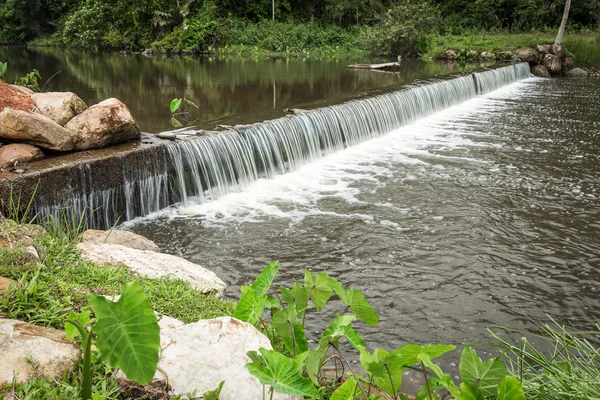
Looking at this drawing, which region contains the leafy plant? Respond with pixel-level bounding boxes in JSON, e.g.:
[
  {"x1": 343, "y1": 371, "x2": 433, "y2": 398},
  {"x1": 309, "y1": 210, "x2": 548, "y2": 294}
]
[
  {"x1": 0, "y1": 61, "x2": 6, "y2": 81},
  {"x1": 65, "y1": 281, "x2": 161, "y2": 399},
  {"x1": 16, "y1": 69, "x2": 42, "y2": 92},
  {"x1": 169, "y1": 97, "x2": 199, "y2": 127},
  {"x1": 236, "y1": 263, "x2": 525, "y2": 400}
]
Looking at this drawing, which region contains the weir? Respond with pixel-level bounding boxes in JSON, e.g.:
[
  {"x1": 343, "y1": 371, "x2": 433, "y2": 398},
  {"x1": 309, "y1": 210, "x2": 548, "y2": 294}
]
[{"x1": 2, "y1": 63, "x2": 531, "y2": 229}]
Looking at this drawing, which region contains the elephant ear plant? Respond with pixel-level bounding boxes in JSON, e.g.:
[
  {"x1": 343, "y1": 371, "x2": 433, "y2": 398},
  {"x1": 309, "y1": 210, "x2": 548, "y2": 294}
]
[
  {"x1": 65, "y1": 281, "x2": 161, "y2": 400},
  {"x1": 235, "y1": 262, "x2": 526, "y2": 400}
]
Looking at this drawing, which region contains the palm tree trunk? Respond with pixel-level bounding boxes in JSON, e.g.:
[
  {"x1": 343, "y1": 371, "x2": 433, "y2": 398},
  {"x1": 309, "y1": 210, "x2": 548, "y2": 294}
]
[{"x1": 555, "y1": 0, "x2": 572, "y2": 45}]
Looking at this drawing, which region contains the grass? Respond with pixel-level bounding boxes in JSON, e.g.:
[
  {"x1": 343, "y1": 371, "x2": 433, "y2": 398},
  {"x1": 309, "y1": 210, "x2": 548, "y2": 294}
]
[
  {"x1": 489, "y1": 319, "x2": 600, "y2": 399},
  {"x1": 424, "y1": 32, "x2": 600, "y2": 65},
  {"x1": 0, "y1": 217, "x2": 234, "y2": 399}
]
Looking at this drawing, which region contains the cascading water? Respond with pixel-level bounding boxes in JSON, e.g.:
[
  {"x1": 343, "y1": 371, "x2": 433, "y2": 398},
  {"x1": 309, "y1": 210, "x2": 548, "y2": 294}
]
[{"x1": 33, "y1": 63, "x2": 531, "y2": 229}]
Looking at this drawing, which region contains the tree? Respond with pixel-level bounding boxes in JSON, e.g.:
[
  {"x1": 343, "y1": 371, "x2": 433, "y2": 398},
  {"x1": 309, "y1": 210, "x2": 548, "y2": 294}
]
[{"x1": 555, "y1": 0, "x2": 572, "y2": 45}]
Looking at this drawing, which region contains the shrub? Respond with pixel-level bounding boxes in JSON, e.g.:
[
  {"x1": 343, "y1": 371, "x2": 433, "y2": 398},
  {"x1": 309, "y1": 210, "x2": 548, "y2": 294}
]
[
  {"x1": 361, "y1": 1, "x2": 441, "y2": 57},
  {"x1": 62, "y1": 0, "x2": 111, "y2": 49}
]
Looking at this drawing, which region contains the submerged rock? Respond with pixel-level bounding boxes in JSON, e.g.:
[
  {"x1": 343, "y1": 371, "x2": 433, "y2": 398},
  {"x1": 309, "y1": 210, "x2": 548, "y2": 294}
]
[
  {"x1": 0, "y1": 143, "x2": 44, "y2": 168},
  {"x1": 77, "y1": 242, "x2": 226, "y2": 295},
  {"x1": 516, "y1": 47, "x2": 540, "y2": 64},
  {"x1": 66, "y1": 98, "x2": 141, "y2": 151},
  {"x1": 82, "y1": 229, "x2": 160, "y2": 252},
  {"x1": 0, "y1": 108, "x2": 76, "y2": 151},
  {"x1": 566, "y1": 68, "x2": 588, "y2": 78},
  {"x1": 542, "y1": 54, "x2": 562, "y2": 74},
  {"x1": 0, "y1": 319, "x2": 80, "y2": 385},
  {"x1": 154, "y1": 317, "x2": 292, "y2": 399},
  {"x1": 32, "y1": 92, "x2": 88, "y2": 126},
  {"x1": 532, "y1": 65, "x2": 551, "y2": 78}
]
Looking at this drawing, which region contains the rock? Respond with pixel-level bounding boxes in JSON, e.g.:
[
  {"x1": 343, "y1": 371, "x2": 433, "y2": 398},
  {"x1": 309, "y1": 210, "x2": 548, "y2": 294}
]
[
  {"x1": 31, "y1": 92, "x2": 88, "y2": 126},
  {"x1": 0, "y1": 108, "x2": 77, "y2": 151},
  {"x1": 9, "y1": 84, "x2": 35, "y2": 95},
  {"x1": 77, "y1": 242, "x2": 226, "y2": 295},
  {"x1": 542, "y1": 54, "x2": 562, "y2": 74},
  {"x1": 283, "y1": 108, "x2": 309, "y2": 115},
  {"x1": 82, "y1": 229, "x2": 160, "y2": 252},
  {"x1": 65, "y1": 98, "x2": 141, "y2": 151},
  {"x1": 550, "y1": 43, "x2": 565, "y2": 59},
  {"x1": 0, "y1": 319, "x2": 80, "y2": 385},
  {"x1": 497, "y1": 51, "x2": 514, "y2": 60},
  {"x1": 154, "y1": 317, "x2": 292, "y2": 399},
  {"x1": 467, "y1": 49, "x2": 478, "y2": 58},
  {"x1": 0, "y1": 144, "x2": 44, "y2": 168},
  {"x1": 0, "y1": 277, "x2": 18, "y2": 298},
  {"x1": 0, "y1": 82, "x2": 37, "y2": 113},
  {"x1": 562, "y1": 56, "x2": 575, "y2": 71},
  {"x1": 440, "y1": 49, "x2": 457, "y2": 60},
  {"x1": 516, "y1": 47, "x2": 541, "y2": 64},
  {"x1": 566, "y1": 68, "x2": 588, "y2": 78},
  {"x1": 480, "y1": 51, "x2": 495, "y2": 59},
  {"x1": 532, "y1": 65, "x2": 551, "y2": 78},
  {"x1": 533, "y1": 44, "x2": 551, "y2": 56}
]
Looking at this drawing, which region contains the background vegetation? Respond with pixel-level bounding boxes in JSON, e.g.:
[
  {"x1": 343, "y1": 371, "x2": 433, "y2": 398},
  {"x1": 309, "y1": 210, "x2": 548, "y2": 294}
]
[{"x1": 0, "y1": 0, "x2": 598, "y2": 57}]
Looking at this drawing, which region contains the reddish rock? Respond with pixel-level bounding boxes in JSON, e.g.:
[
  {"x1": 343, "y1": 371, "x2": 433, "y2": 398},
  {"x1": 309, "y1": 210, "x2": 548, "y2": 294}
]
[
  {"x1": 0, "y1": 143, "x2": 44, "y2": 168},
  {"x1": 66, "y1": 98, "x2": 141, "y2": 151},
  {"x1": 0, "y1": 82, "x2": 37, "y2": 113}
]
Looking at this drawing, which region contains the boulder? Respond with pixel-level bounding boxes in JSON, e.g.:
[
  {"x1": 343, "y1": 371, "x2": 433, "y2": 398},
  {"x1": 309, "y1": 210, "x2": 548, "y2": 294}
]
[
  {"x1": 562, "y1": 56, "x2": 575, "y2": 71},
  {"x1": 77, "y1": 242, "x2": 226, "y2": 295},
  {"x1": 82, "y1": 229, "x2": 160, "y2": 252},
  {"x1": 0, "y1": 143, "x2": 44, "y2": 168},
  {"x1": 0, "y1": 277, "x2": 18, "y2": 298},
  {"x1": 480, "y1": 51, "x2": 495, "y2": 59},
  {"x1": 542, "y1": 54, "x2": 562, "y2": 74},
  {"x1": 440, "y1": 49, "x2": 457, "y2": 60},
  {"x1": 0, "y1": 108, "x2": 76, "y2": 151},
  {"x1": 153, "y1": 317, "x2": 292, "y2": 399},
  {"x1": 0, "y1": 82, "x2": 37, "y2": 113},
  {"x1": 550, "y1": 43, "x2": 565, "y2": 59},
  {"x1": 566, "y1": 68, "x2": 588, "y2": 78},
  {"x1": 9, "y1": 84, "x2": 35, "y2": 95},
  {"x1": 31, "y1": 92, "x2": 88, "y2": 126},
  {"x1": 0, "y1": 319, "x2": 80, "y2": 385},
  {"x1": 65, "y1": 98, "x2": 141, "y2": 151},
  {"x1": 533, "y1": 44, "x2": 551, "y2": 56},
  {"x1": 516, "y1": 47, "x2": 541, "y2": 64},
  {"x1": 532, "y1": 65, "x2": 551, "y2": 78}
]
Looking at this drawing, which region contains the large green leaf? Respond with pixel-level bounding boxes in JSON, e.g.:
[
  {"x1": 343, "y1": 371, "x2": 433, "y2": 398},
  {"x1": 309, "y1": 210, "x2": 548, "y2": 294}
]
[
  {"x1": 391, "y1": 343, "x2": 456, "y2": 367},
  {"x1": 251, "y1": 261, "x2": 280, "y2": 296},
  {"x1": 340, "y1": 289, "x2": 379, "y2": 326},
  {"x1": 272, "y1": 307, "x2": 308, "y2": 355},
  {"x1": 246, "y1": 348, "x2": 320, "y2": 398},
  {"x1": 459, "y1": 382, "x2": 484, "y2": 400},
  {"x1": 331, "y1": 378, "x2": 358, "y2": 400},
  {"x1": 497, "y1": 376, "x2": 526, "y2": 400},
  {"x1": 306, "y1": 344, "x2": 329, "y2": 385},
  {"x1": 233, "y1": 286, "x2": 266, "y2": 325},
  {"x1": 88, "y1": 281, "x2": 160, "y2": 385},
  {"x1": 459, "y1": 347, "x2": 507, "y2": 398},
  {"x1": 170, "y1": 98, "x2": 182, "y2": 113},
  {"x1": 360, "y1": 348, "x2": 404, "y2": 396},
  {"x1": 280, "y1": 282, "x2": 309, "y2": 314},
  {"x1": 304, "y1": 270, "x2": 334, "y2": 310}
]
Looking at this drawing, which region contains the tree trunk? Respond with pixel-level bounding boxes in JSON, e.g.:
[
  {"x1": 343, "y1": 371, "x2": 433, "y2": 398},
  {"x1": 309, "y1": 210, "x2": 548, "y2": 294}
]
[{"x1": 555, "y1": 0, "x2": 572, "y2": 45}]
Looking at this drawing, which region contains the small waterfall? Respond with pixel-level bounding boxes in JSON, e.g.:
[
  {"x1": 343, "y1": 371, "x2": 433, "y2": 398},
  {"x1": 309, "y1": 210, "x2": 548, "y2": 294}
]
[
  {"x1": 168, "y1": 63, "x2": 531, "y2": 207},
  {"x1": 31, "y1": 63, "x2": 531, "y2": 229}
]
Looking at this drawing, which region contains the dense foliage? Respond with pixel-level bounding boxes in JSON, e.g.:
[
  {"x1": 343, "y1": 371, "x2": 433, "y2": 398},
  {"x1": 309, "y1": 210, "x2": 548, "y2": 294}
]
[{"x1": 0, "y1": 0, "x2": 598, "y2": 56}]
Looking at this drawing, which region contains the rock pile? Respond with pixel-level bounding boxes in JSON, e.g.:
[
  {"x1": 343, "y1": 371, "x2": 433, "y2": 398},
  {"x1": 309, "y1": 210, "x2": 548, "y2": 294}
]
[
  {"x1": 515, "y1": 44, "x2": 575, "y2": 77},
  {"x1": 0, "y1": 82, "x2": 141, "y2": 169}
]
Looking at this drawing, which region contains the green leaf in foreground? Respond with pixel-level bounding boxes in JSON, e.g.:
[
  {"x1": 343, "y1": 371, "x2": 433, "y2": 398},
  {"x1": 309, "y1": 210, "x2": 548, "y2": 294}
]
[
  {"x1": 331, "y1": 377, "x2": 358, "y2": 400},
  {"x1": 88, "y1": 281, "x2": 160, "y2": 385},
  {"x1": 233, "y1": 286, "x2": 267, "y2": 324},
  {"x1": 246, "y1": 348, "x2": 320, "y2": 398},
  {"x1": 304, "y1": 269, "x2": 334, "y2": 310},
  {"x1": 459, "y1": 347, "x2": 507, "y2": 398},
  {"x1": 203, "y1": 380, "x2": 225, "y2": 400},
  {"x1": 170, "y1": 98, "x2": 182, "y2": 113},
  {"x1": 251, "y1": 261, "x2": 280, "y2": 296},
  {"x1": 497, "y1": 376, "x2": 526, "y2": 400}
]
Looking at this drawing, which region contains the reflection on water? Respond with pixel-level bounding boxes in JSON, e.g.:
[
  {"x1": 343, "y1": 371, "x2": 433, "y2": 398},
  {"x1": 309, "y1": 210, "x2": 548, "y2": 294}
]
[{"x1": 1, "y1": 46, "x2": 481, "y2": 132}]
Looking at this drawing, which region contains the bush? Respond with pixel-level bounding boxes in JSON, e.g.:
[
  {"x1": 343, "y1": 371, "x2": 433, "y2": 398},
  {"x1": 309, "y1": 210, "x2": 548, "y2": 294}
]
[
  {"x1": 361, "y1": 0, "x2": 442, "y2": 57},
  {"x1": 62, "y1": 0, "x2": 111, "y2": 49}
]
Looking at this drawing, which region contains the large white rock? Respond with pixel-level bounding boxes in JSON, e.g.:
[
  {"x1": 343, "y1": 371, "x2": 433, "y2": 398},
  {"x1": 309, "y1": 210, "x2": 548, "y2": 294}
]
[
  {"x1": 155, "y1": 317, "x2": 292, "y2": 399},
  {"x1": 65, "y1": 98, "x2": 141, "y2": 150},
  {"x1": 82, "y1": 229, "x2": 160, "y2": 252},
  {"x1": 32, "y1": 92, "x2": 88, "y2": 126},
  {"x1": 0, "y1": 108, "x2": 77, "y2": 151},
  {"x1": 77, "y1": 242, "x2": 226, "y2": 295},
  {"x1": 0, "y1": 319, "x2": 80, "y2": 385}
]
